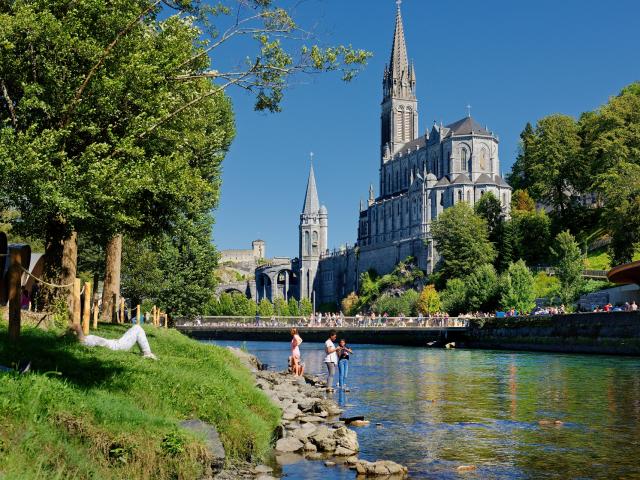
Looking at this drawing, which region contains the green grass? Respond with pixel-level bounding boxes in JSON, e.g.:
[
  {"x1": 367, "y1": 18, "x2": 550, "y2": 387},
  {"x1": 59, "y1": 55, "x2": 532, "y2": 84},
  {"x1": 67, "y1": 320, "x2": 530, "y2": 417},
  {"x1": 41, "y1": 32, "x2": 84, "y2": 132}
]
[
  {"x1": 585, "y1": 247, "x2": 612, "y2": 271},
  {"x1": 0, "y1": 322, "x2": 280, "y2": 480}
]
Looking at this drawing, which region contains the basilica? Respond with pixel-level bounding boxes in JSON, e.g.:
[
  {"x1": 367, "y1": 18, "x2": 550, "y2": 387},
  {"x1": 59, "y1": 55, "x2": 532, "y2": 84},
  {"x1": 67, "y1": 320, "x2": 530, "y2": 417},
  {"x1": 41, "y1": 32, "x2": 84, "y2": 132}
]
[{"x1": 255, "y1": 2, "x2": 512, "y2": 306}]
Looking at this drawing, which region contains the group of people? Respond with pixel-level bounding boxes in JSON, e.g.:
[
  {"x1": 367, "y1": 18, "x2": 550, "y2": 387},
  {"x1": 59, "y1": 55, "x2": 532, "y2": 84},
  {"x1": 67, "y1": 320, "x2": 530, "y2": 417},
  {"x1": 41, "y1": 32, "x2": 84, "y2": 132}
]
[
  {"x1": 592, "y1": 301, "x2": 638, "y2": 312},
  {"x1": 289, "y1": 328, "x2": 352, "y2": 392}
]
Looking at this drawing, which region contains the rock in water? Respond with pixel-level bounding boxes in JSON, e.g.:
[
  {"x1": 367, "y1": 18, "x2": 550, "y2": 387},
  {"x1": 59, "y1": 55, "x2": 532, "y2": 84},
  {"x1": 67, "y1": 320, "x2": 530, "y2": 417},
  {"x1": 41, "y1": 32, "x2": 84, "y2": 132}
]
[
  {"x1": 179, "y1": 419, "x2": 225, "y2": 474},
  {"x1": 349, "y1": 420, "x2": 370, "y2": 427},
  {"x1": 355, "y1": 460, "x2": 409, "y2": 477},
  {"x1": 253, "y1": 465, "x2": 273, "y2": 474},
  {"x1": 456, "y1": 465, "x2": 477, "y2": 472},
  {"x1": 275, "y1": 437, "x2": 304, "y2": 453},
  {"x1": 333, "y1": 426, "x2": 359, "y2": 453}
]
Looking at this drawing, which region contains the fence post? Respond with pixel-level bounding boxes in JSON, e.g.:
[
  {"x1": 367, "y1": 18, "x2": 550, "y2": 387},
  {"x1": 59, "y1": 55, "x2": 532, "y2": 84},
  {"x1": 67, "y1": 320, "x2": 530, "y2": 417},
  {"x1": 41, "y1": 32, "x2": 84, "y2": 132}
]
[
  {"x1": 164, "y1": 312, "x2": 168, "y2": 329},
  {"x1": 136, "y1": 304, "x2": 141, "y2": 325},
  {"x1": 119, "y1": 297, "x2": 125, "y2": 325},
  {"x1": 8, "y1": 249, "x2": 22, "y2": 341},
  {"x1": 72, "y1": 278, "x2": 81, "y2": 326},
  {"x1": 82, "y1": 281, "x2": 92, "y2": 335},
  {"x1": 92, "y1": 298, "x2": 99, "y2": 330}
]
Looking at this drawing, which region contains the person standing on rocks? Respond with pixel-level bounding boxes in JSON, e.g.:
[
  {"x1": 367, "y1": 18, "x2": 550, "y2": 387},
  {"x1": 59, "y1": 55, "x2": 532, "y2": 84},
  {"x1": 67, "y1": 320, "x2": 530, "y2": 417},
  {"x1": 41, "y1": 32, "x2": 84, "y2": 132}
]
[
  {"x1": 290, "y1": 328, "x2": 303, "y2": 376},
  {"x1": 337, "y1": 339, "x2": 353, "y2": 391},
  {"x1": 324, "y1": 330, "x2": 339, "y2": 392}
]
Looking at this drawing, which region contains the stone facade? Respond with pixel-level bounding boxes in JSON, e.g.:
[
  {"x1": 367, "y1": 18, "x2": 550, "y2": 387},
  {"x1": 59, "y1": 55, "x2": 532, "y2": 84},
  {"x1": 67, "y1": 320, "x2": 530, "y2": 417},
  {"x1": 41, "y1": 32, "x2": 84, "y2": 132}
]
[
  {"x1": 220, "y1": 239, "x2": 266, "y2": 265},
  {"x1": 291, "y1": 4, "x2": 511, "y2": 306}
]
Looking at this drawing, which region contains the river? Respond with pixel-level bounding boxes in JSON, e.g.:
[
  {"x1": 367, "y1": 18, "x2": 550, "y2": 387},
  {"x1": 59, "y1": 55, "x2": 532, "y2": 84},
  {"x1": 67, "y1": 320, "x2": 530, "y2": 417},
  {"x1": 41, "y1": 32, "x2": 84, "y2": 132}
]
[{"x1": 205, "y1": 340, "x2": 640, "y2": 479}]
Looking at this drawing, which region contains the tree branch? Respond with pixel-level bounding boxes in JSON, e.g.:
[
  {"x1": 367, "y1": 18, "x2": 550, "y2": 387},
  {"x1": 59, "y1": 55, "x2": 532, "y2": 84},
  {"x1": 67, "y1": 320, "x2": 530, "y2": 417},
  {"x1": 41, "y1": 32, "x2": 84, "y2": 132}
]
[
  {"x1": 60, "y1": 0, "x2": 163, "y2": 128},
  {"x1": 1, "y1": 79, "x2": 18, "y2": 129}
]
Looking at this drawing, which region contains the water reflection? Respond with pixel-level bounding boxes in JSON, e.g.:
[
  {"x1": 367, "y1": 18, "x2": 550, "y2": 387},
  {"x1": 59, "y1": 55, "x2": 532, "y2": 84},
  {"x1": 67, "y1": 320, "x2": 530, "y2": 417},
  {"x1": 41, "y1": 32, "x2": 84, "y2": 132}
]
[{"x1": 207, "y1": 341, "x2": 640, "y2": 479}]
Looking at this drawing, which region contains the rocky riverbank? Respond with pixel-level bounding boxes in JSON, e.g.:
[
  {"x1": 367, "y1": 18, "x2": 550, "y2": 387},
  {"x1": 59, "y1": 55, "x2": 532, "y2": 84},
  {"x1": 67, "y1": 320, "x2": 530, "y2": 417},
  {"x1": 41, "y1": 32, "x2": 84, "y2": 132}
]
[{"x1": 226, "y1": 347, "x2": 409, "y2": 479}]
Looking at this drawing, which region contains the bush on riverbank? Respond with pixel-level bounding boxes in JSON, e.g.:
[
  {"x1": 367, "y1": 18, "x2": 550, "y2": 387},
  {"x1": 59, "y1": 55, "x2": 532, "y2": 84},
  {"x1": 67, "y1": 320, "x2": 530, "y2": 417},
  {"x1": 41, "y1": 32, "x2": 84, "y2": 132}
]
[{"x1": 0, "y1": 321, "x2": 280, "y2": 479}]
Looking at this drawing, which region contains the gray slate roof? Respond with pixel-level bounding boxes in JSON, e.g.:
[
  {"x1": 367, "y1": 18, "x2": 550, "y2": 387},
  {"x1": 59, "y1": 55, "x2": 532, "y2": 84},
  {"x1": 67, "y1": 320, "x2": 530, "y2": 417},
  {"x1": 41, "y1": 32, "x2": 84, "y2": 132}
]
[
  {"x1": 452, "y1": 173, "x2": 472, "y2": 185},
  {"x1": 445, "y1": 116, "x2": 491, "y2": 136},
  {"x1": 302, "y1": 164, "x2": 320, "y2": 214},
  {"x1": 434, "y1": 176, "x2": 450, "y2": 187},
  {"x1": 494, "y1": 174, "x2": 510, "y2": 187},
  {"x1": 474, "y1": 173, "x2": 495, "y2": 184}
]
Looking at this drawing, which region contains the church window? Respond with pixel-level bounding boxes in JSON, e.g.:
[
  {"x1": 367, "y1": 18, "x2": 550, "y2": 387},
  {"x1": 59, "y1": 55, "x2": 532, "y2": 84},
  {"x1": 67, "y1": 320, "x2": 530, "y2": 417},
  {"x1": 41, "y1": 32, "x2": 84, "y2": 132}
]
[
  {"x1": 458, "y1": 190, "x2": 463, "y2": 203},
  {"x1": 312, "y1": 231, "x2": 319, "y2": 255},
  {"x1": 503, "y1": 193, "x2": 507, "y2": 206},
  {"x1": 439, "y1": 192, "x2": 444, "y2": 207},
  {"x1": 479, "y1": 148, "x2": 488, "y2": 171},
  {"x1": 405, "y1": 107, "x2": 412, "y2": 141},
  {"x1": 466, "y1": 190, "x2": 471, "y2": 203},
  {"x1": 460, "y1": 148, "x2": 468, "y2": 172},
  {"x1": 397, "y1": 106, "x2": 404, "y2": 142},
  {"x1": 304, "y1": 231, "x2": 310, "y2": 256}
]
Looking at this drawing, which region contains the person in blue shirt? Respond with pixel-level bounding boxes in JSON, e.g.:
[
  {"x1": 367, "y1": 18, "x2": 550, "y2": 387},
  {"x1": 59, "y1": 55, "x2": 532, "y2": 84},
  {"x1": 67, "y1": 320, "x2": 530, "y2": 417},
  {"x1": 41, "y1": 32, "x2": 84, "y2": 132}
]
[{"x1": 337, "y1": 339, "x2": 353, "y2": 391}]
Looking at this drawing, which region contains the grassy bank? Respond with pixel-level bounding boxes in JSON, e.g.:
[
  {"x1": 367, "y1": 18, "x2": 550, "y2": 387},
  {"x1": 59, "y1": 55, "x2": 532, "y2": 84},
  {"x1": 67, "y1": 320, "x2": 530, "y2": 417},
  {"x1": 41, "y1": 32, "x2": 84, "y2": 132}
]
[{"x1": 0, "y1": 321, "x2": 280, "y2": 479}]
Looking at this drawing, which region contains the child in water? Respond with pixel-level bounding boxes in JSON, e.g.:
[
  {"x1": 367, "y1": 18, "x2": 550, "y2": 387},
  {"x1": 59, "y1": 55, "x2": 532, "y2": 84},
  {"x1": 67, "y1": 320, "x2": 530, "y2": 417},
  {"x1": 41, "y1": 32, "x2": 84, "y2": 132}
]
[{"x1": 337, "y1": 339, "x2": 353, "y2": 391}]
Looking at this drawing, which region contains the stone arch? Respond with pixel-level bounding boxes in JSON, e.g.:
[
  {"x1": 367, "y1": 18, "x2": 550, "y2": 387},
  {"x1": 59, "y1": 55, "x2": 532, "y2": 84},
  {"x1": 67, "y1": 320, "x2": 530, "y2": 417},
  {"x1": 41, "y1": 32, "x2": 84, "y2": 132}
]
[{"x1": 276, "y1": 269, "x2": 299, "y2": 301}]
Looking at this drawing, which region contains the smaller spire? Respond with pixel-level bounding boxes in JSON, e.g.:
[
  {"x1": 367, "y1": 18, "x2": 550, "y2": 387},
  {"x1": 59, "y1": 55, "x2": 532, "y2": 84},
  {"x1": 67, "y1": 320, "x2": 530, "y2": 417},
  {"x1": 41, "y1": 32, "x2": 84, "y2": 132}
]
[
  {"x1": 302, "y1": 161, "x2": 320, "y2": 214},
  {"x1": 368, "y1": 184, "x2": 375, "y2": 206},
  {"x1": 466, "y1": 104, "x2": 472, "y2": 118},
  {"x1": 360, "y1": 198, "x2": 365, "y2": 212}
]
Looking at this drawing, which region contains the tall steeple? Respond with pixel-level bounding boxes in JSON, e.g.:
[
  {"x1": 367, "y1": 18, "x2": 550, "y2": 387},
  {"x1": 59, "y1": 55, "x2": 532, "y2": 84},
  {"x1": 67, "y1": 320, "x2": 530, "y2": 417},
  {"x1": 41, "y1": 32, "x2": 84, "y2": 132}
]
[
  {"x1": 380, "y1": 1, "x2": 418, "y2": 160},
  {"x1": 302, "y1": 163, "x2": 320, "y2": 214}
]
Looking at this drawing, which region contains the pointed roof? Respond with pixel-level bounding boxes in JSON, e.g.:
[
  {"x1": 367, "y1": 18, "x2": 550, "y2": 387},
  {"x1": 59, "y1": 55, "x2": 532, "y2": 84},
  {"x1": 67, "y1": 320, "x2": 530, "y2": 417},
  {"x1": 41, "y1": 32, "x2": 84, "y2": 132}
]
[
  {"x1": 494, "y1": 174, "x2": 510, "y2": 187},
  {"x1": 435, "y1": 176, "x2": 451, "y2": 187},
  {"x1": 446, "y1": 116, "x2": 492, "y2": 136},
  {"x1": 302, "y1": 164, "x2": 320, "y2": 214},
  {"x1": 389, "y1": 3, "x2": 409, "y2": 82},
  {"x1": 452, "y1": 173, "x2": 472, "y2": 185},
  {"x1": 475, "y1": 173, "x2": 495, "y2": 185}
]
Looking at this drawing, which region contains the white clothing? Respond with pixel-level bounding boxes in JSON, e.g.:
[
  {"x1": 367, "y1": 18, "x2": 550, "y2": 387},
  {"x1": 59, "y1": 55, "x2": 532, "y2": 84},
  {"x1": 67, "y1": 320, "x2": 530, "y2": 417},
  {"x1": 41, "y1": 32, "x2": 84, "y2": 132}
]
[
  {"x1": 82, "y1": 325, "x2": 152, "y2": 355},
  {"x1": 324, "y1": 339, "x2": 338, "y2": 364}
]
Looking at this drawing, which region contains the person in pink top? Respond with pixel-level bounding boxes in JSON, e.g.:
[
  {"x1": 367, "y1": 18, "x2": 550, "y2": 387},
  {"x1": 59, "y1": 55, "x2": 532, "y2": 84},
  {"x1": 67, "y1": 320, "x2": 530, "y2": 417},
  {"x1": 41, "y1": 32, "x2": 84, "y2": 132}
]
[{"x1": 290, "y1": 328, "x2": 303, "y2": 376}]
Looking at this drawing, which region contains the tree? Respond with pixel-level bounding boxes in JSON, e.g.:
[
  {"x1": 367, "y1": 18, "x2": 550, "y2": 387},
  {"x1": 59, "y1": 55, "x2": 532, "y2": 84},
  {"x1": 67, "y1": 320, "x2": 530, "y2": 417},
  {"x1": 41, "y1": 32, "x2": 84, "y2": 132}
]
[
  {"x1": 500, "y1": 260, "x2": 536, "y2": 314},
  {"x1": 551, "y1": 231, "x2": 585, "y2": 305},
  {"x1": 596, "y1": 162, "x2": 640, "y2": 264},
  {"x1": 510, "y1": 189, "x2": 536, "y2": 213},
  {"x1": 153, "y1": 212, "x2": 219, "y2": 318},
  {"x1": 287, "y1": 298, "x2": 300, "y2": 317},
  {"x1": 474, "y1": 192, "x2": 503, "y2": 240},
  {"x1": 527, "y1": 115, "x2": 585, "y2": 219},
  {"x1": 341, "y1": 292, "x2": 360, "y2": 316},
  {"x1": 299, "y1": 298, "x2": 313, "y2": 316},
  {"x1": 465, "y1": 264, "x2": 500, "y2": 312},
  {"x1": 510, "y1": 209, "x2": 552, "y2": 267},
  {"x1": 257, "y1": 299, "x2": 274, "y2": 317},
  {"x1": 440, "y1": 278, "x2": 467, "y2": 316},
  {"x1": 0, "y1": 0, "x2": 370, "y2": 312},
  {"x1": 417, "y1": 285, "x2": 441, "y2": 315},
  {"x1": 507, "y1": 122, "x2": 535, "y2": 191},
  {"x1": 273, "y1": 297, "x2": 289, "y2": 316},
  {"x1": 120, "y1": 236, "x2": 164, "y2": 307},
  {"x1": 431, "y1": 202, "x2": 496, "y2": 280}
]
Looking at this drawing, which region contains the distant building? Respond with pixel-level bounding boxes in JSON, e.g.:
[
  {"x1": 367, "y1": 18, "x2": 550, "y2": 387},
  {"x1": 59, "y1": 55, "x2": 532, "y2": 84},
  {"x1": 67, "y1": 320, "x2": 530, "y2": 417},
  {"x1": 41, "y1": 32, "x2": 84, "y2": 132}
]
[
  {"x1": 220, "y1": 239, "x2": 266, "y2": 265},
  {"x1": 297, "y1": 3, "x2": 512, "y2": 306}
]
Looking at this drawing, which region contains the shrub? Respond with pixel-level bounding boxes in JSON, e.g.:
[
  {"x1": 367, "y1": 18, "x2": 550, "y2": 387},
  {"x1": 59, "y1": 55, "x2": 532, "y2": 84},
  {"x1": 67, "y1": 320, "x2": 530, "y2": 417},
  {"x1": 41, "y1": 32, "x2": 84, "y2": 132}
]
[
  {"x1": 417, "y1": 285, "x2": 440, "y2": 315},
  {"x1": 500, "y1": 260, "x2": 536, "y2": 314},
  {"x1": 341, "y1": 292, "x2": 360, "y2": 316},
  {"x1": 440, "y1": 278, "x2": 467, "y2": 316}
]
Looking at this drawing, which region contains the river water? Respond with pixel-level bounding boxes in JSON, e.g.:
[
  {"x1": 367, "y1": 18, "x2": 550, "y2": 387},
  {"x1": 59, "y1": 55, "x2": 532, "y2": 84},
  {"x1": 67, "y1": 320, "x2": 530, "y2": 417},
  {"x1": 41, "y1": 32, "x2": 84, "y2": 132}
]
[{"x1": 205, "y1": 340, "x2": 640, "y2": 479}]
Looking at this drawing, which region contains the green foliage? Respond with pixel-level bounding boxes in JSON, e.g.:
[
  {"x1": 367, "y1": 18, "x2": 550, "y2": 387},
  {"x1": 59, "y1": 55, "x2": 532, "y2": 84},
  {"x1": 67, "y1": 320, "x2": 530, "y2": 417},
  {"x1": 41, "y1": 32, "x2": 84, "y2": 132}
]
[
  {"x1": 273, "y1": 298, "x2": 289, "y2": 316},
  {"x1": 287, "y1": 298, "x2": 300, "y2": 316},
  {"x1": 372, "y1": 290, "x2": 419, "y2": 317},
  {"x1": 299, "y1": 298, "x2": 313, "y2": 316},
  {"x1": 510, "y1": 189, "x2": 536, "y2": 213},
  {"x1": 474, "y1": 192, "x2": 504, "y2": 239},
  {"x1": 0, "y1": 323, "x2": 280, "y2": 477},
  {"x1": 551, "y1": 231, "x2": 585, "y2": 305},
  {"x1": 210, "y1": 292, "x2": 256, "y2": 316},
  {"x1": 507, "y1": 123, "x2": 535, "y2": 191},
  {"x1": 440, "y1": 278, "x2": 467, "y2": 316},
  {"x1": 509, "y1": 209, "x2": 552, "y2": 266},
  {"x1": 257, "y1": 298, "x2": 274, "y2": 317},
  {"x1": 431, "y1": 202, "x2": 496, "y2": 280},
  {"x1": 417, "y1": 285, "x2": 441, "y2": 315},
  {"x1": 585, "y1": 248, "x2": 611, "y2": 271},
  {"x1": 465, "y1": 264, "x2": 500, "y2": 312},
  {"x1": 121, "y1": 236, "x2": 164, "y2": 307},
  {"x1": 596, "y1": 162, "x2": 640, "y2": 264},
  {"x1": 500, "y1": 260, "x2": 536, "y2": 314},
  {"x1": 532, "y1": 272, "x2": 560, "y2": 301},
  {"x1": 341, "y1": 292, "x2": 360, "y2": 316}
]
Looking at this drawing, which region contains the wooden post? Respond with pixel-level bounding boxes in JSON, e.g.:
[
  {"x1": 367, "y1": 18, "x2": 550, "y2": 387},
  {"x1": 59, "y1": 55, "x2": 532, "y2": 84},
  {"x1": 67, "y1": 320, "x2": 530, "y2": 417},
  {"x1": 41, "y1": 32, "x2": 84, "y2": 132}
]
[
  {"x1": 82, "y1": 281, "x2": 92, "y2": 335},
  {"x1": 152, "y1": 305, "x2": 156, "y2": 326},
  {"x1": 136, "y1": 304, "x2": 141, "y2": 325},
  {"x1": 8, "y1": 249, "x2": 22, "y2": 341},
  {"x1": 72, "y1": 278, "x2": 81, "y2": 326},
  {"x1": 164, "y1": 312, "x2": 168, "y2": 329},
  {"x1": 92, "y1": 299, "x2": 99, "y2": 330},
  {"x1": 119, "y1": 297, "x2": 125, "y2": 325}
]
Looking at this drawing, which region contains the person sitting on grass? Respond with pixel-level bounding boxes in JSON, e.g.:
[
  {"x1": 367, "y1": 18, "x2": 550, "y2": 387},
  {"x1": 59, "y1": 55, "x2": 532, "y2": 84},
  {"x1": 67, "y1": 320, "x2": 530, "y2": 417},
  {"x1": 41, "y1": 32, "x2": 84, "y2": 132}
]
[{"x1": 70, "y1": 324, "x2": 157, "y2": 360}]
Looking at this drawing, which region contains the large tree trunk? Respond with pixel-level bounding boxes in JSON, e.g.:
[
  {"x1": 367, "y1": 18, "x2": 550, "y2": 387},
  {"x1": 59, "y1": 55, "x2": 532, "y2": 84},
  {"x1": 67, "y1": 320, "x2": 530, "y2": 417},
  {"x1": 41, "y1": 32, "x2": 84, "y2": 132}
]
[
  {"x1": 101, "y1": 234, "x2": 122, "y2": 323},
  {"x1": 41, "y1": 221, "x2": 77, "y2": 312},
  {"x1": 62, "y1": 231, "x2": 78, "y2": 318}
]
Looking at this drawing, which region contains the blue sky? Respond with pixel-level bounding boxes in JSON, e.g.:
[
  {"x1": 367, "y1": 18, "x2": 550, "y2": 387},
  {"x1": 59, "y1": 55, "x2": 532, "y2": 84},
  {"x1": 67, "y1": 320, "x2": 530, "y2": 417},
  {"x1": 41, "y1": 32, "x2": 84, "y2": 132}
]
[{"x1": 213, "y1": 0, "x2": 640, "y2": 258}]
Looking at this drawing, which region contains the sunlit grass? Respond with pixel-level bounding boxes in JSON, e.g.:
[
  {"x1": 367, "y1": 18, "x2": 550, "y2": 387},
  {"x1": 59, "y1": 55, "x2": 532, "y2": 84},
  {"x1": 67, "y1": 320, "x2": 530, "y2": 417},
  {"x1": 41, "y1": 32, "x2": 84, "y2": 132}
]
[{"x1": 0, "y1": 322, "x2": 280, "y2": 479}]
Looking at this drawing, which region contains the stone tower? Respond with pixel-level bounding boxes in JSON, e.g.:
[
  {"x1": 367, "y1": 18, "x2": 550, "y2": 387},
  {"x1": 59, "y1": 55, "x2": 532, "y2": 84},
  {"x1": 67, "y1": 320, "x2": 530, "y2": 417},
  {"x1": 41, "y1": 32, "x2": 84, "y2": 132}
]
[
  {"x1": 252, "y1": 239, "x2": 265, "y2": 259},
  {"x1": 299, "y1": 164, "x2": 328, "y2": 300},
  {"x1": 380, "y1": 1, "x2": 418, "y2": 161}
]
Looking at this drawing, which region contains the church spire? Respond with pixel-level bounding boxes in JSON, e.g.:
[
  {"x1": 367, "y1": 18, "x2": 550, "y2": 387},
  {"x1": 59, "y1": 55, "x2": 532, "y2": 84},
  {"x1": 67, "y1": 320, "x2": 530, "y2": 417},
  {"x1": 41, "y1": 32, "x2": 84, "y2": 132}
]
[
  {"x1": 302, "y1": 163, "x2": 320, "y2": 214},
  {"x1": 383, "y1": 1, "x2": 415, "y2": 101}
]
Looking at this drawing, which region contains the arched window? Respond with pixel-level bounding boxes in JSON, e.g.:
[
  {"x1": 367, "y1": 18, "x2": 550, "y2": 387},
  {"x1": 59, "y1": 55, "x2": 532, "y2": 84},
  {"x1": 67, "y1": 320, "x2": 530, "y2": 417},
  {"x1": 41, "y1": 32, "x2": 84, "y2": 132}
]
[
  {"x1": 458, "y1": 190, "x2": 463, "y2": 203},
  {"x1": 397, "y1": 106, "x2": 405, "y2": 142},
  {"x1": 503, "y1": 193, "x2": 507, "y2": 206},
  {"x1": 312, "y1": 231, "x2": 319, "y2": 255},
  {"x1": 304, "y1": 231, "x2": 310, "y2": 256},
  {"x1": 466, "y1": 190, "x2": 471, "y2": 203},
  {"x1": 405, "y1": 107, "x2": 412, "y2": 141},
  {"x1": 460, "y1": 148, "x2": 468, "y2": 171}
]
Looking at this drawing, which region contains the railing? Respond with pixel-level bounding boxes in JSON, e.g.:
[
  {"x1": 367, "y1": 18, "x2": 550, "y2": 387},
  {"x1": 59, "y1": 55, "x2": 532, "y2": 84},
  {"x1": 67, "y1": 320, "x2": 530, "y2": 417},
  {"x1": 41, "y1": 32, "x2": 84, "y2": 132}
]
[
  {"x1": 176, "y1": 315, "x2": 471, "y2": 329},
  {"x1": 532, "y1": 266, "x2": 608, "y2": 279}
]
